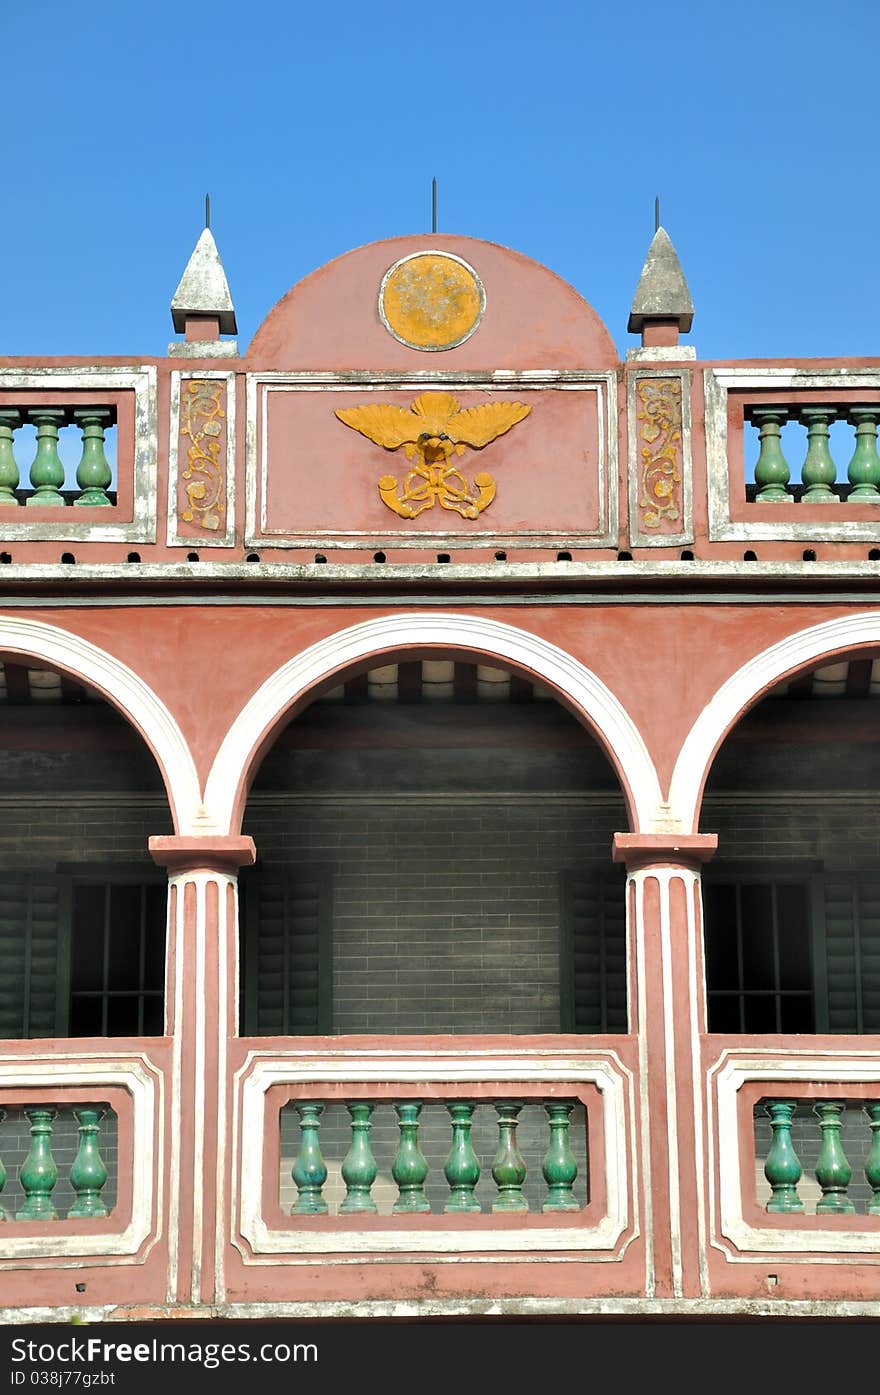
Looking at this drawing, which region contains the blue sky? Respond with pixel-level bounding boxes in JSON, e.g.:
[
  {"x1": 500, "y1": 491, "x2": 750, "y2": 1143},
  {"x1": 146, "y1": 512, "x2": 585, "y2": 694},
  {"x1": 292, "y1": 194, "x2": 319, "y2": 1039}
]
[{"x1": 4, "y1": 0, "x2": 879, "y2": 363}]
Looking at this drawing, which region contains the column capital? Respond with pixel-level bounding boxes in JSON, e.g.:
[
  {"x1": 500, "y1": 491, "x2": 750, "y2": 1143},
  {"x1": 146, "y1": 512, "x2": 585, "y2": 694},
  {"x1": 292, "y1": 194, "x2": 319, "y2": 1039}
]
[
  {"x1": 612, "y1": 831, "x2": 717, "y2": 872},
  {"x1": 148, "y1": 834, "x2": 256, "y2": 875}
]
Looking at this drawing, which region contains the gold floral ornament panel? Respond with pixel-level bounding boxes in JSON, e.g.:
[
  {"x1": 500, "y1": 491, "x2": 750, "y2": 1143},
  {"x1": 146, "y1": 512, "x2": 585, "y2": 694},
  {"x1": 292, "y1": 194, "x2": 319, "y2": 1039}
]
[
  {"x1": 379, "y1": 251, "x2": 485, "y2": 351},
  {"x1": 335, "y1": 392, "x2": 531, "y2": 520},
  {"x1": 637, "y1": 377, "x2": 682, "y2": 530},
  {"x1": 179, "y1": 380, "x2": 226, "y2": 532}
]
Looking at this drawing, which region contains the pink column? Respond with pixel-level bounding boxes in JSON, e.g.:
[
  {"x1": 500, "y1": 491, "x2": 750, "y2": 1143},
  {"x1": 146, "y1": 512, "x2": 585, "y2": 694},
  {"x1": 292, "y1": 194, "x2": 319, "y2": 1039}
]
[
  {"x1": 150, "y1": 834, "x2": 255, "y2": 1309},
  {"x1": 613, "y1": 833, "x2": 717, "y2": 1301}
]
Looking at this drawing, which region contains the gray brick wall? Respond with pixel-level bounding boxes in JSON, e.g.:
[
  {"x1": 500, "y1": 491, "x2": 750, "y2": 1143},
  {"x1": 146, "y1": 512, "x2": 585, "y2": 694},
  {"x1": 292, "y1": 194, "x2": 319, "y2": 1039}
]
[{"x1": 246, "y1": 796, "x2": 624, "y2": 1034}]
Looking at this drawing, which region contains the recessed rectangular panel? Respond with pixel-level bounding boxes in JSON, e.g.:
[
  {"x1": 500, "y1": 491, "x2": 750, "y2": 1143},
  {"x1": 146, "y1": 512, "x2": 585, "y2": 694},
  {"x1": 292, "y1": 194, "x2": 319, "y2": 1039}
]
[{"x1": 249, "y1": 377, "x2": 614, "y2": 547}]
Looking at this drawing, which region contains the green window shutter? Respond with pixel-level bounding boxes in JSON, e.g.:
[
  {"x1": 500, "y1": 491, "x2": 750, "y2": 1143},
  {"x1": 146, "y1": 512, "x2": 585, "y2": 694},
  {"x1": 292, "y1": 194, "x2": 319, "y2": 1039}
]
[
  {"x1": 0, "y1": 875, "x2": 66, "y2": 1039},
  {"x1": 560, "y1": 869, "x2": 627, "y2": 1032},
  {"x1": 819, "y1": 875, "x2": 880, "y2": 1033},
  {"x1": 243, "y1": 867, "x2": 333, "y2": 1035}
]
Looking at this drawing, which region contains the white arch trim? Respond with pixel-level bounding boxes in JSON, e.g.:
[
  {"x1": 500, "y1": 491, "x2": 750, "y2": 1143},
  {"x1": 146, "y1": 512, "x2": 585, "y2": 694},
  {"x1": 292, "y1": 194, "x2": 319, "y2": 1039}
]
[
  {"x1": 203, "y1": 613, "x2": 663, "y2": 835},
  {"x1": 0, "y1": 616, "x2": 201, "y2": 833},
  {"x1": 669, "y1": 611, "x2": 880, "y2": 832}
]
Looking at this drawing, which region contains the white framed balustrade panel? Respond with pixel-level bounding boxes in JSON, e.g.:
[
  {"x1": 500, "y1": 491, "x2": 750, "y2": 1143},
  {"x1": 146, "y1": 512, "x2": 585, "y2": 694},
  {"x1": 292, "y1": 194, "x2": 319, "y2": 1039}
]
[
  {"x1": 0, "y1": 1051, "x2": 165, "y2": 1265},
  {"x1": 707, "y1": 1047, "x2": 880, "y2": 1261},
  {"x1": 231, "y1": 1047, "x2": 638, "y2": 1264},
  {"x1": 706, "y1": 367, "x2": 880, "y2": 543},
  {"x1": 0, "y1": 368, "x2": 158, "y2": 542}
]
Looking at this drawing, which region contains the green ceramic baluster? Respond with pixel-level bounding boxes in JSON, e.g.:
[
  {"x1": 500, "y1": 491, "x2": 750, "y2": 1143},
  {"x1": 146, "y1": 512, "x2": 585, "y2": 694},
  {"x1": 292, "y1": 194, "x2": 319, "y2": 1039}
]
[
  {"x1": 0, "y1": 410, "x2": 21, "y2": 505},
  {"x1": 847, "y1": 408, "x2": 880, "y2": 501},
  {"x1": 290, "y1": 1103, "x2": 328, "y2": 1215},
  {"x1": 752, "y1": 408, "x2": 791, "y2": 502},
  {"x1": 443, "y1": 1101, "x2": 481, "y2": 1213},
  {"x1": 392, "y1": 1102, "x2": 430, "y2": 1213},
  {"x1": 763, "y1": 1100, "x2": 803, "y2": 1213},
  {"x1": 17, "y1": 1107, "x2": 58, "y2": 1219},
  {"x1": 492, "y1": 1101, "x2": 529, "y2": 1212},
  {"x1": 0, "y1": 1109, "x2": 7, "y2": 1220},
  {"x1": 68, "y1": 1108, "x2": 108, "y2": 1218},
  {"x1": 814, "y1": 1100, "x2": 855, "y2": 1213},
  {"x1": 73, "y1": 409, "x2": 113, "y2": 506},
  {"x1": 542, "y1": 1102, "x2": 580, "y2": 1211},
  {"x1": 864, "y1": 1103, "x2": 880, "y2": 1215},
  {"x1": 799, "y1": 407, "x2": 839, "y2": 503},
  {"x1": 26, "y1": 409, "x2": 66, "y2": 507},
  {"x1": 340, "y1": 1102, "x2": 378, "y2": 1214}
]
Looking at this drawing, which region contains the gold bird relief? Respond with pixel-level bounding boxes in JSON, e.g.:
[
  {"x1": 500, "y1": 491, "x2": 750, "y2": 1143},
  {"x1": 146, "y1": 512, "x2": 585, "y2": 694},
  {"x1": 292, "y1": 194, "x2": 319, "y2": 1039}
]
[{"x1": 335, "y1": 391, "x2": 531, "y2": 520}]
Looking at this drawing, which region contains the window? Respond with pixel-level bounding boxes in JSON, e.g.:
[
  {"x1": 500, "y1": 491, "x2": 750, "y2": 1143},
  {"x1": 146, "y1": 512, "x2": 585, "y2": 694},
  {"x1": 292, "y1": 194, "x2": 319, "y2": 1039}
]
[
  {"x1": 0, "y1": 868, "x2": 165, "y2": 1038},
  {"x1": 240, "y1": 867, "x2": 333, "y2": 1035},
  {"x1": 703, "y1": 876, "x2": 814, "y2": 1032},
  {"x1": 560, "y1": 869, "x2": 628, "y2": 1032},
  {"x1": 703, "y1": 869, "x2": 880, "y2": 1034},
  {"x1": 68, "y1": 879, "x2": 165, "y2": 1035}
]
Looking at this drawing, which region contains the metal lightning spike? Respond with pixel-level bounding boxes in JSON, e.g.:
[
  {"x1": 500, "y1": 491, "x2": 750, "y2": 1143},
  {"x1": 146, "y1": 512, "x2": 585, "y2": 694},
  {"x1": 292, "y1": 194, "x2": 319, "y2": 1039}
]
[
  {"x1": 432, "y1": 177, "x2": 437, "y2": 235},
  {"x1": 655, "y1": 195, "x2": 660, "y2": 232},
  {"x1": 205, "y1": 193, "x2": 211, "y2": 230}
]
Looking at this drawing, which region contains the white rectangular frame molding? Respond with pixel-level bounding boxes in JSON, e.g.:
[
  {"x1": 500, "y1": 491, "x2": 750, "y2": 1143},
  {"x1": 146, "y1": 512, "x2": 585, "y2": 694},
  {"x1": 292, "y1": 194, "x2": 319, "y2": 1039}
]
[
  {"x1": 244, "y1": 371, "x2": 618, "y2": 550},
  {"x1": 708, "y1": 1047, "x2": 880, "y2": 1261},
  {"x1": 232, "y1": 1047, "x2": 637, "y2": 1263},
  {"x1": 706, "y1": 367, "x2": 880, "y2": 543},
  {"x1": 0, "y1": 368, "x2": 158, "y2": 543},
  {"x1": 0, "y1": 1051, "x2": 164, "y2": 1265}
]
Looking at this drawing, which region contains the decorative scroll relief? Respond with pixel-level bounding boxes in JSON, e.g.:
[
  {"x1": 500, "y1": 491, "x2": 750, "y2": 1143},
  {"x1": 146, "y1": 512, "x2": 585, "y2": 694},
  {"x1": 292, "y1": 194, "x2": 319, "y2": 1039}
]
[
  {"x1": 179, "y1": 380, "x2": 227, "y2": 532},
  {"x1": 637, "y1": 377, "x2": 682, "y2": 530},
  {"x1": 335, "y1": 391, "x2": 530, "y2": 520},
  {"x1": 627, "y1": 370, "x2": 692, "y2": 547},
  {"x1": 168, "y1": 370, "x2": 235, "y2": 547}
]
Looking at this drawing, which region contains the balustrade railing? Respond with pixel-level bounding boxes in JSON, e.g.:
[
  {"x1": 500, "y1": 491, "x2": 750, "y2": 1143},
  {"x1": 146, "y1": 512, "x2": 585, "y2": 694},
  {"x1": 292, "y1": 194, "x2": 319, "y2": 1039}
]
[
  {"x1": 281, "y1": 1097, "x2": 588, "y2": 1217},
  {"x1": 0, "y1": 1103, "x2": 117, "y2": 1220},
  {"x1": 747, "y1": 405, "x2": 880, "y2": 504},
  {"x1": 0, "y1": 407, "x2": 117, "y2": 508},
  {"x1": 757, "y1": 1098, "x2": 880, "y2": 1215}
]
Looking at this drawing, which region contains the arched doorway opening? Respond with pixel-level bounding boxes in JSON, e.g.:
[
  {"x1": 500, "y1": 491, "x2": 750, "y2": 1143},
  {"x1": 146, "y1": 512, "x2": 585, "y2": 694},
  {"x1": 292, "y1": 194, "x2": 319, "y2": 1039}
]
[
  {"x1": 699, "y1": 648, "x2": 880, "y2": 1038},
  {"x1": 697, "y1": 646, "x2": 880, "y2": 1213},
  {"x1": 0, "y1": 651, "x2": 174, "y2": 1041},
  {"x1": 238, "y1": 651, "x2": 632, "y2": 1040},
  {"x1": 0, "y1": 648, "x2": 178, "y2": 1221},
  {"x1": 237, "y1": 647, "x2": 635, "y2": 1213}
]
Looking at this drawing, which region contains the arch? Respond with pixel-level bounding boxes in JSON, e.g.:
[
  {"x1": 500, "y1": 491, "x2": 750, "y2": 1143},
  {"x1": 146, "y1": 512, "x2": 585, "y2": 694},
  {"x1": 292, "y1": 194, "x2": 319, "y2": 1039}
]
[
  {"x1": 203, "y1": 612, "x2": 663, "y2": 836},
  {"x1": 0, "y1": 616, "x2": 201, "y2": 833},
  {"x1": 668, "y1": 611, "x2": 880, "y2": 832}
]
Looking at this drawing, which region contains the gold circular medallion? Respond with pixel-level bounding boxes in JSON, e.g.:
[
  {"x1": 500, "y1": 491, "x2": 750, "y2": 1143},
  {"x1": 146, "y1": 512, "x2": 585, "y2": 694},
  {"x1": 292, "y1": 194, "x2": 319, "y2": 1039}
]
[{"x1": 379, "y1": 251, "x2": 485, "y2": 351}]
